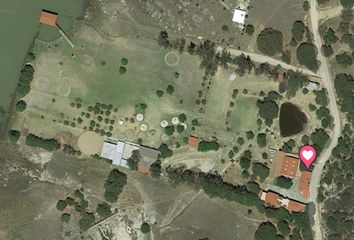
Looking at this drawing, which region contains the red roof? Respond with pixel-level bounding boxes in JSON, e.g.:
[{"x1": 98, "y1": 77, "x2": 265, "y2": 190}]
[
  {"x1": 288, "y1": 200, "x2": 306, "y2": 212},
  {"x1": 39, "y1": 10, "x2": 57, "y2": 26},
  {"x1": 188, "y1": 136, "x2": 199, "y2": 148},
  {"x1": 264, "y1": 192, "x2": 280, "y2": 206},
  {"x1": 138, "y1": 166, "x2": 150, "y2": 174},
  {"x1": 299, "y1": 171, "x2": 312, "y2": 199},
  {"x1": 274, "y1": 152, "x2": 299, "y2": 179}
]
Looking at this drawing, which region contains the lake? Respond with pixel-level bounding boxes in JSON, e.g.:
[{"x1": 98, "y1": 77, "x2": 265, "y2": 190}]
[
  {"x1": 0, "y1": 0, "x2": 86, "y2": 132},
  {"x1": 279, "y1": 102, "x2": 307, "y2": 137}
]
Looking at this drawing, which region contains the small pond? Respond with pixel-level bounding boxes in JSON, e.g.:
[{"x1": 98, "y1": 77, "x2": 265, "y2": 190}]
[{"x1": 279, "y1": 102, "x2": 307, "y2": 137}]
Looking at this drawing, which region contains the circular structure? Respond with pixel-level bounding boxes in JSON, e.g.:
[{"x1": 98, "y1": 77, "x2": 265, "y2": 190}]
[
  {"x1": 56, "y1": 82, "x2": 71, "y2": 97},
  {"x1": 160, "y1": 120, "x2": 168, "y2": 128},
  {"x1": 172, "y1": 117, "x2": 179, "y2": 125},
  {"x1": 140, "y1": 123, "x2": 149, "y2": 132},
  {"x1": 35, "y1": 77, "x2": 49, "y2": 91},
  {"x1": 164, "y1": 51, "x2": 180, "y2": 67},
  {"x1": 181, "y1": 122, "x2": 187, "y2": 130},
  {"x1": 77, "y1": 131, "x2": 104, "y2": 156},
  {"x1": 136, "y1": 113, "x2": 144, "y2": 122}
]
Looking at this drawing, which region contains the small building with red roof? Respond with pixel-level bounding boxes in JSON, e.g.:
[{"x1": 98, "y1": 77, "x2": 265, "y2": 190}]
[
  {"x1": 188, "y1": 135, "x2": 199, "y2": 148},
  {"x1": 39, "y1": 10, "x2": 58, "y2": 26},
  {"x1": 274, "y1": 151, "x2": 300, "y2": 179}
]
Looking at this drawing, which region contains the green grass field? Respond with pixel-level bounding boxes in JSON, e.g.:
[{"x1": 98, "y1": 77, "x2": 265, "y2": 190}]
[{"x1": 230, "y1": 95, "x2": 258, "y2": 131}]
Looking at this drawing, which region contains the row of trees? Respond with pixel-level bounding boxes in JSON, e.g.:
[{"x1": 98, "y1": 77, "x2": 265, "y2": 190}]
[{"x1": 25, "y1": 133, "x2": 60, "y2": 151}]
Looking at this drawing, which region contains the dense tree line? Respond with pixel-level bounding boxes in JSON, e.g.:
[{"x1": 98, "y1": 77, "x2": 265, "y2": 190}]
[
  {"x1": 198, "y1": 140, "x2": 220, "y2": 152},
  {"x1": 25, "y1": 133, "x2": 60, "y2": 151},
  {"x1": 257, "y1": 28, "x2": 284, "y2": 56},
  {"x1": 17, "y1": 64, "x2": 34, "y2": 97},
  {"x1": 165, "y1": 167, "x2": 314, "y2": 239}
]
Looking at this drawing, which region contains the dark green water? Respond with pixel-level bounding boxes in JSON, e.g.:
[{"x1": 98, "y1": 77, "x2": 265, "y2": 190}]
[
  {"x1": 279, "y1": 102, "x2": 307, "y2": 137},
  {"x1": 0, "y1": 0, "x2": 86, "y2": 131}
]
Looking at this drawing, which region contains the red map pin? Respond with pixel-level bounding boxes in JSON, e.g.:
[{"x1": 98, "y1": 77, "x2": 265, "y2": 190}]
[{"x1": 299, "y1": 145, "x2": 317, "y2": 169}]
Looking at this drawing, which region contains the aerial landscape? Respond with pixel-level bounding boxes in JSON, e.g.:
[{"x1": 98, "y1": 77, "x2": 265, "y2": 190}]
[{"x1": 0, "y1": 0, "x2": 353, "y2": 239}]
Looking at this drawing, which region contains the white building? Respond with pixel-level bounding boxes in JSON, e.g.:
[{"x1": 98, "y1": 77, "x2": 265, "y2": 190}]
[
  {"x1": 306, "y1": 81, "x2": 320, "y2": 91},
  {"x1": 232, "y1": 9, "x2": 247, "y2": 25}
]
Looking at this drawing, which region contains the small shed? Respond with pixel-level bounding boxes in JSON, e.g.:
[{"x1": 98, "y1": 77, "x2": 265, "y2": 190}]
[
  {"x1": 39, "y1": 10, "x2": 58, "y2": 26},
  {"x1": 232, "y1": 9, "x2": 247, "y2": 25}
]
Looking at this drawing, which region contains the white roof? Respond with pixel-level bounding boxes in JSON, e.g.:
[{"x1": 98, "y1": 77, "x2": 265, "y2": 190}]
[
  {"x1": 100, "y1": 141, "x2": 127, "y2": 167},
  {"x1": 122, "y1": 142, "x2": 139, "y2": 159},
  {"x1": 232, "y1": 9, "x2": 246, "y2": 24}
]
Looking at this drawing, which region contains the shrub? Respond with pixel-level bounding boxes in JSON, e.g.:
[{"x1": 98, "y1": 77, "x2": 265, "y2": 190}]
[
  {"x1": 245, "y1": 24, "x2": 254, "y2": 35},
  {"x1": 79, "y1": 212, "x2": 95, "y2": 231},
  {"x1": 158, "y1": 144, "x2": 173, "y2": 158},
  {"x1": 60, "y1": 213, "x2": 71, "y2": 223},
  {"x1": 166, "y1": 85, "x2": 174, "y2": 94},
  {"x1": 221, "y1": 25, "x2": 229, "y2": 32},
  {"x1": 275, "y1": 176, "x2": 293, "y2": 189},
  {"x1": 296, "y1": 43, "x2": 319, "y2": 71},
  {"x1": 178, "y1": 113, "x2": 187, "y2": 122},
  {"x1": 257, "y1": 28, "x2": 283, "y2": 56},
  {"x1": 121, "y1": 58, "x2": 128, "y2": 65},
  {"x1": 8, "y1": 130, "x2": 20, "y2": 142},
  {"x1": 141, "y1": 222, "x2": 151, "y2": 234},
  {"x1": 16, "y1": 100, "x2": 27, "y2": 112},
  {"x1": 254, "y1": 222, "x2": 277, "y2": 240},
  {"x1": 56, "y1": 200, "x2": 67, "y2": 211},
  {"x1": 104, "y1": 169, "x2": 127, "y2": 203},
  {"x1": 198, "y1": 140, "x2": 220, "y2": 152},
  {"x1": 176, "y1": 125, "x2": 185, "y2": 133},
  {"x1": 26, "y1": 134, "x2": 60, "y2": 151},
  {"x1": 323, "y1": 28, "x2": 338, "y2": 45},
  {"x1": 322, "y1": 45, "x2": 333, "y2": 57},
  {"x1": 277, "y1": 220, "x2": 290, "y2": 236},
  {"x1": 164, "y1": 126, "x2": 175, "y2": 136},
  {"x1": 257, "y1": 133, "x2": 267, "y2": 148},
  {"x1": 119, "y1": 66, "x2": 127, "y2": 74},
  {"x1": 96, "y1": 202, "x2": 112, "y2": 219},
  {"x1": 252, "y1": 163, "x2": 270, "y2": 181},
  {"x1": 292, "y1": 21, "x2": 305, "y2": 42},
  {"x1": 156, "y1": 90, "x2": 164, "y2": 97},
  {"x1": 335, "y1": 52, "x2": 353, "y2": 66}
]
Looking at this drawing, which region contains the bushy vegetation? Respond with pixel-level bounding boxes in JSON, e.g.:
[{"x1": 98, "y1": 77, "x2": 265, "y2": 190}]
[
  {"x1": 252, "y1": 163, "x2": 270, "y2": 181},
  {"x1": 104, "y1": 169, "x2": 127, "y2": 203},
  {"x1": 296, "y1": 43, "x2": 319, "y2": 71},
  {"x1": 8, "y1": 130, "x2": 20, "y2": 142},
  {"x1": 335, "y1": 52, "x2": 353, "y2": 66},
  {"x1": 96, "y1": 202, "x2": 112, "y2": 219},
  {"x1": 26, "y1": 134, "x2": 60, "y2": 151},
  {"x1": 16, "y1": 100, "x2": 27, "y2": 112},
  {"x1": 79, "y1": 212, "x2": 95, "y2": 231},
  {"x1": 254, "y1": 222, "x2": 278, "y2": 240},
  {"x1": 257, "y1": 28, "x2": 283, "y2": 56},
  {"x1": 17, "y1": 64, "x2": 34, "y2": 97},
  {"x1": 198, "y1": 140, "x2": 220, "y2": 152},
  {"x1": 275, "y1": 176, "x2": 293, "y2": 189},
  {"x1": 256, "y1": 92, "x2": 280, "y2": 126},
  {"x1": 140, "y1": 222, "x2": 151, "y2": 234},
  {"x1": 292, "y1": 21, "x2": 306, "y2": 43},
  {"x1": 158, "y1": 143, "x2": 173, "y2": 158}
]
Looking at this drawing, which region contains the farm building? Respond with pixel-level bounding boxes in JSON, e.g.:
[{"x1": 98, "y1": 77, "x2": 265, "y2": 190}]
[
  {"x1": 39, "y1": 10, "x2": 58, "y2": 26},
  {"x1": 273, "y1": 151, "x2": 300, "y2": 179},
  {"x1": 299, "y1": 171, "x2": 312, "y2": 199},
  {"x1": 258, "y1": 190, "x2": 306, "y2": 212},
  {"x1": 188, "y1": 135, "x2": 199, "y2": 148},
  {"x1": 100, "y1": 140, "x2": 127, "y2": 167},
  {"x1": 138, "y1": 145, "x2": 159, "y2": 173},
  {"x1": 232, "y1": 9, "x2": 247, "y2": 25},
  {"x1": 306, "y1": 81, "x2": 320, "y2": 91}
]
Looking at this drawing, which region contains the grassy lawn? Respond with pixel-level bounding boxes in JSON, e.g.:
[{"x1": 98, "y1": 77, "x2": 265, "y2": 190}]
[{"x1": 230, "y1": 95, "x2": 258, "y2": 132}]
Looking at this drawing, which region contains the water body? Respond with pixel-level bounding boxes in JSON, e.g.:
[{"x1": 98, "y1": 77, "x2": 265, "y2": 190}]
[
  {"x1": 279, "y1": 102, "x2": 307, "y2": 137},
  {"x1": 0, "y1": 0, "x2": 86, "y2": 131}
]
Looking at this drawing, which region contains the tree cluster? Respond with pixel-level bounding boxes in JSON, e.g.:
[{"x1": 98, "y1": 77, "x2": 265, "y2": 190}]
[
  {"x1": 26, "y1": 133, "x2": 60, "y2": 151},
  {"x1": 104, "y1": 169, "x2": 127, "y2": 203}
]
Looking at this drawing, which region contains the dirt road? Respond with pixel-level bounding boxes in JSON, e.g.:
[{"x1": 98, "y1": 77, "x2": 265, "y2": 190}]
[
  {"x1": 217, "y1": 46, "x2": 319, "y2": 77},
  {"x1": 309, "y1": 1, "x2": 342, "y2": 239}
]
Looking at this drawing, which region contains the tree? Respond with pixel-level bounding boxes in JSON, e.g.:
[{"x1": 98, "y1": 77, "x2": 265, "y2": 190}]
[
  {"x1": 119, "y1": 66, "x2": 126, "y2": 74},
  {"x1": 257, "y1": 28, "x2": 283, "y2": 56},
  {"x1": 96, "y1": 202, "x2": 112, "y2": 219},
  {"x1": 311, "y1": 128, "x2": 330, "y2": 153},
  {"x1": 176, "y1": 125, "x2": 185, "y2": 133},
  {"x1": 323, "y1": 27, "x2": 338, "y2": 45},
  {"x1": 8, "y1": 130, "x2": 20, "y2": 142},
  {"x1": 252, "y1": 163, "x2": 270, "y2": 181},
  {"x1": 278, "y1": 220, "x2": 290, "y2": 236},
  {"x1": 74, "y1": 189, "x2": 84, "y2": 199},
  {"x1": 322, "y1": 45, "x2": 333, "y2": 57},
  {"x1": 178, "y1": 113, "x2": 187, "y2": 122},
  {"x1": 246, "y1": 131, "x2": 254, "y2": 140},
  {"x1": 275, "y1": 176, "x2": 293, "y2": 189},
  {"x1": 257, "y1": 133, "x2": 267, "y2": 148},
  {"x1": 127, "y1": 150, "x2": 141, "y2": 170},
  {"x1": 164, "y1": 126, "x2": 175, "y2": 136},
  {"x1": 341, "y1": 0, "x2": 354, "y2": 8},
  {"x1": 159, "y1": 144, "x2": 173, "y2": 158},
  {"x1": 26, "y1": 134, "x2": 60, "y2": 151},
  {"x1": 56, "y1": 200, "x2": 67, "y2": 211},
  {"x1": 240, "y1": 150, "x2": 252, "y2": 169},
  {"x1": 335, "y1": 52, "x2": 353, "y2": 66},
  {"x1": 257, "y1": 99, "x2": 279, "y2": 123},
  {"x1": 60, "y1": 213, "x2": 71, "y2": 223},
  {"x1": 150, "y1": 160, "x2": 162, "y2": 178},
  {"x1": 245, "y1": 24, "x2": 254, "y2": 35},
  {"x1": 79, "y1": 212, "x2": 95, "y2": 231},
  {"x1": 16, "y1": 100, "x2": 27, "y2": 112},
  {"x1": 292, "y1": 21, "x2": 306, "y2": 42},
  {"x1": 254, "y1": 222, "x2": 277, "y2": 240},
  {"x1": 104, "y1": 169, "x2": 127, "y2": 203},
  {"x1": 166, "y1": 85, "x2": 174, "y2": 94},
  {"x1": 25, "y1": 52, "x2": 35, "y2": 62},
  {"x1": 296, "y1": 43, "x2": 319, "y2": 71},
  {"x1": 303, "y1": 1, "x2": 310, "y2": 11},
  {"x1": 140, "y1": 222, "x2": 151, "y2": 234}
]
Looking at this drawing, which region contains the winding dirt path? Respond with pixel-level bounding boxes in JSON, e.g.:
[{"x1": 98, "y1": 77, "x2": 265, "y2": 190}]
[{"x1": 309, "y1": 1, "x2": 342, "y2": 239}]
